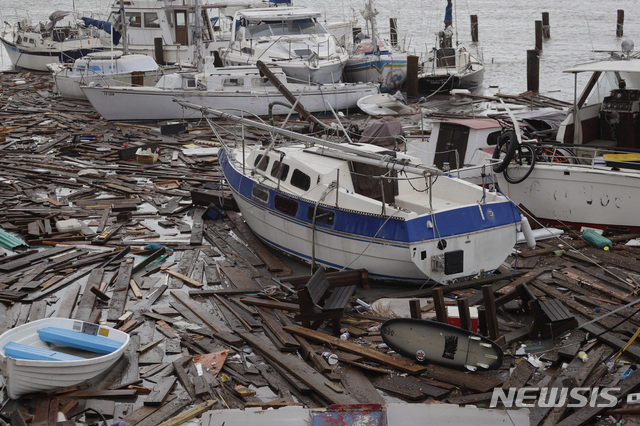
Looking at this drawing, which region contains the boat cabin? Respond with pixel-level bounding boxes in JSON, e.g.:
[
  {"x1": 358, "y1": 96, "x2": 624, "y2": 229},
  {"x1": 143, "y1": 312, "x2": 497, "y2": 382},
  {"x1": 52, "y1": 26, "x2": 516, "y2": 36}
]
[
  {"x1": 557, "y1": 58, "x2": 640, "y2": 150},
  {"x1": 230, "y1": 7, "x2": 327, "y2": 41}
]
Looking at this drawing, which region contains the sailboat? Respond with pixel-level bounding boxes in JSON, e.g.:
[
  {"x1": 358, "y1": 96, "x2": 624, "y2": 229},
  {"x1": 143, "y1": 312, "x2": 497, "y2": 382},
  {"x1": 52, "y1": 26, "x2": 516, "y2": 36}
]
[
  {"x1": 0, "y1": 11, "x2": 107, "y2": 71},
  {"x1": 417, "y1": 1, "x2": 484, "y2": 94},
  {"x1": 343, "y1": 0, "x2": 408, "y2": 92},
  {"x1": 177, "y1": 100, "x2": 523, "y2": 284}
]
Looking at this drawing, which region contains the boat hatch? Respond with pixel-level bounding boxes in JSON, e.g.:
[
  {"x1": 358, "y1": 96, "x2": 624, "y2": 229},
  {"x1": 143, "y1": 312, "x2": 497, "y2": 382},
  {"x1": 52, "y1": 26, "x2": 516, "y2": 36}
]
[
  {"x1": 434, "y1": 123, "x2": 470, "y2": 170},
  {"x1": 349, "y1": 161, "x2": 397, "y2": 204}
]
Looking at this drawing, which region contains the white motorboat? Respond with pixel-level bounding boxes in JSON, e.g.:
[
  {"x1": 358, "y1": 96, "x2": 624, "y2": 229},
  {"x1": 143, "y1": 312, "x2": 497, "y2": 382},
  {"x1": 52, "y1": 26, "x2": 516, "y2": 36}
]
[
  {"x1": 222, "y1": 7, "x2": 349, "y2": 84},
  {"x1": 344, "y1": 0, "x2": 407, "y2": 92},
  {"x1": 92, "y1": 0, "x2": 278, "y2": 66},
  {"x1": 0, "y1": 11, "x2": 107, "y2": 71},
  {"x1": 417, "y1": 54, "x2": 640, "y2": 232},
  {"x1": 0, "y1": 317, "x2": 130, "y2": 399},
  {"x1": 178, "y1": 103, "x2": 523, "y2": 284},
  {"x1": 48, "y1": 51, "x2": 164, "y2": 100},
  {"x1": 81, "y1": 61, "x2": 378, "y2": 121}
]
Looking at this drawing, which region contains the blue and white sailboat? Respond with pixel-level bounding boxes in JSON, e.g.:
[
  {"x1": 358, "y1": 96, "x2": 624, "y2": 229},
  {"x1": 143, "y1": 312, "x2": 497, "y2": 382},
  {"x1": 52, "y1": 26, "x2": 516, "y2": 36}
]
[
  {"x1": 180, "y1": 101, "x2": 522, "y2": 284},
  {"x1": 344, "y1": 0, "x2": 407, "y2": 92}
]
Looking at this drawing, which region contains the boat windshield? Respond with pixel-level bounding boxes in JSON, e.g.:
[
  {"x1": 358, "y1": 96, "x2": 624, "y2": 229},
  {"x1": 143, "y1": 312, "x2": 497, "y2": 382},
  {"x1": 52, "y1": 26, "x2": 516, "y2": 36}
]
[{"x1": 245, "y1": 18, "x2": 327, "y2": 37}]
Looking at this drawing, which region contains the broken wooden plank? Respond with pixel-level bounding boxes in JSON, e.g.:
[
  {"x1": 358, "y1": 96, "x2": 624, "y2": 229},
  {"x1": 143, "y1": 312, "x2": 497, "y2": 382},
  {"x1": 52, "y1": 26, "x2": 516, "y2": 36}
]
[
  {"x1": 237, "y1": 330, "x2": 358, "y2": 405},
  {"x1": 284, "y1": 324, "x2": 427, "y2": 375}
]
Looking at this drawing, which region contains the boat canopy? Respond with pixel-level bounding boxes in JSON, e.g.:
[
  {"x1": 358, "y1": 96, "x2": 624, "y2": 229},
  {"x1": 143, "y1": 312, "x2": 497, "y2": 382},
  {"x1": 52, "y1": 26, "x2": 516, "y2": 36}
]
[
  {"x1": 563, "y1": 59, "x2": 640, "y2": 74},
  {"x1": 81, "y1": 17, "x2": 122, "y2": 45}
]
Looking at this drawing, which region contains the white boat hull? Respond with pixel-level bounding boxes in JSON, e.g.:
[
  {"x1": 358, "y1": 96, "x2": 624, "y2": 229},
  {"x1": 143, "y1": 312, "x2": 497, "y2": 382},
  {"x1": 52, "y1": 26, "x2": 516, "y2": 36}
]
[
  {"x1": 0, "y1": 318, "x2": 129, "y2": 399},
  {"x1": 0, "y1": 37, "x2": 104, "y2": 72},
  {"x1": 497, "y1": 163, "x2": 640, "y2": 229},
  {"x1": 221, "y1": 148, "x2": 520, "y2": 284},
  {"x1": 82, "y1": 82, "x2": 378, "y2": 121}
]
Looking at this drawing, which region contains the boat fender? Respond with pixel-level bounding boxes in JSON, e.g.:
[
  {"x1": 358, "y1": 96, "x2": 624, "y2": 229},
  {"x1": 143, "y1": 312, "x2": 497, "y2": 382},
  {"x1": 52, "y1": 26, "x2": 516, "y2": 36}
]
[
  {"x1": 521, "y1": 215, "x2": 536, "y2": 249},
  {"x1": 492, "y1": 130, "x2": 518, "y2": 173}
]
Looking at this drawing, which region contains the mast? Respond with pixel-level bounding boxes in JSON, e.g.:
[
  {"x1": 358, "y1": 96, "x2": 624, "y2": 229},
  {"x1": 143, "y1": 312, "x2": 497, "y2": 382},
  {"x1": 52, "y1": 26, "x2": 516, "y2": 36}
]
[
  {"x1": 118, "y1": 0, "x2": 129, "y2": 55},
  {"x1": 194, "y1": 0, "x2": 205, "y2": 71}
]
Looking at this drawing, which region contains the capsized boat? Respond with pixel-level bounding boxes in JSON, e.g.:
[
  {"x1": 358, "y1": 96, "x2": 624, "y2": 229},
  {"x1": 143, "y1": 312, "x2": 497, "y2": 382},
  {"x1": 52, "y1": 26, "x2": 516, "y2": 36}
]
[
  {"x1": 222, "y1": 6, "x2": 349, "y2": 84},
  {"x1": 343, "y1": 0, "x2": 407, "y2": 92},
  {"x1": 0, "y1": 318, "x2": 130, "y2": 399},
  {"x1": 0, "y1": 11, "x2": 108, "y2": 71},
  {"x1": 178, "y1": 101, "x2": 523, "y2": 284},
  {"x1": 81, "y1": 60, "x2": 378, "y2": 121},
  {"x1": 48, "y1": 51, "x2": 164, "y2": 100}
]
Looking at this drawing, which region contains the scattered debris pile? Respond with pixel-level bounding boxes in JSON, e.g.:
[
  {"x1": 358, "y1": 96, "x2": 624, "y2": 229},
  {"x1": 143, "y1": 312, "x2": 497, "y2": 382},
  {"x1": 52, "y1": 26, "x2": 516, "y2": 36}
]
[{"x1": 0, "y1": 71, "x2": 640, "y2": 426}]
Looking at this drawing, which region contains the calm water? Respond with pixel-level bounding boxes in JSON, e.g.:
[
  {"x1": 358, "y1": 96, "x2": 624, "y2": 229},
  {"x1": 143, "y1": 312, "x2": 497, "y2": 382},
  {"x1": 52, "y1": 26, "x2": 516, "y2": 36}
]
[{"x1": 1, "y1": 0, "x2": 639, "y2": 101}]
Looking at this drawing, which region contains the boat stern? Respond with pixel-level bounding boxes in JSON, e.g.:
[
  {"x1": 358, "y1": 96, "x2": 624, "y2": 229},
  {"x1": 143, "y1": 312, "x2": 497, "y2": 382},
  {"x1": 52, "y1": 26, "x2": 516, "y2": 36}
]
[{"x1": 408, "y1": 199, "x2": 520, "y2": 283}]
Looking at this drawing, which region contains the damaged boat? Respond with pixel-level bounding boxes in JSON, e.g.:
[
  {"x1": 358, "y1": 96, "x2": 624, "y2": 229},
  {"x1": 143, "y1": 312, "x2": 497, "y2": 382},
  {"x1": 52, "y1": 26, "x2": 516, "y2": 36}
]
[{"x1": 178, "y1": 101, "x2": 523, "y2": 284}]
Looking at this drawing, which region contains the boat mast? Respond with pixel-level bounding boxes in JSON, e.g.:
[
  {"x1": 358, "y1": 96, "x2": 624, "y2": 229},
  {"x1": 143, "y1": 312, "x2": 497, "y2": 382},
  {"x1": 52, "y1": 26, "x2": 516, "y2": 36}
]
[
  {"x1": 119, "y1": 0, "x2": 129, "y2": 55},
  {"x1": 194, "y1": 0, "x2": 205, "y2": 72},
  {"x1": 174, "y1": 100, "x2": 442, "y2": 177},
  {"x1": 362, "y1": 0, "x2": 378, "y2": 51}
]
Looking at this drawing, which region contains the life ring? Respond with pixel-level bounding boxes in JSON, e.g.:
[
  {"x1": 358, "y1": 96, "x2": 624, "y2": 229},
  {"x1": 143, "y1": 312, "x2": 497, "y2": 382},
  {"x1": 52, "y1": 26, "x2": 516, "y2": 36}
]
[{"x1": 492, "y1": 130, "x2": 518, "y2": 173}]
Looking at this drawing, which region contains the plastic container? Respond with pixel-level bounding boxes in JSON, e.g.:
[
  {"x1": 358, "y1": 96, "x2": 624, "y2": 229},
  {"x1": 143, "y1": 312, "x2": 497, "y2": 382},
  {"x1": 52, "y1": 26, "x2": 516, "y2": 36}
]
[
  {"x1": 321, "y1": 352, "x2": 338, "y2": 365},
  {"x1": 56, "y1": 219, "x2": 83, "y2": 233},
  {"x1": 582, "y1": 229, "x2": 612, "y2": 251}
]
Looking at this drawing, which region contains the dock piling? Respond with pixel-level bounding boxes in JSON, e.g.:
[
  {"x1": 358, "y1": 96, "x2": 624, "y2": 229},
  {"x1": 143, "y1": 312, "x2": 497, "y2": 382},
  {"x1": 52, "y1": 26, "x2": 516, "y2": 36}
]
[
  {"x1": 527, "y1": 49, "x2": 540, "y2": 93},
  {"x1": 154, "y1": 37, "x2": 165, "y2": 65},
  {"x1": 409, "y1": 299, "x2": 421, "y2": 319},
  {"x1": 433, "y1": 288, "x2": 448, "y2": 323},
  {"x1": 470, "y1": 15, "x2": 479, "y2": 42},
  {"x1": 617, "y1": 9, "x2": 624, "y2": 37},
  {"x1": 406, "y1": 55, "x2": 419, "y2": 100},
  {"x1": 535, "y1": 20, "x2": 543, "y2": 51},
  {"x1": 542, "y1": 12, "x2": 550, "y2": 39}
]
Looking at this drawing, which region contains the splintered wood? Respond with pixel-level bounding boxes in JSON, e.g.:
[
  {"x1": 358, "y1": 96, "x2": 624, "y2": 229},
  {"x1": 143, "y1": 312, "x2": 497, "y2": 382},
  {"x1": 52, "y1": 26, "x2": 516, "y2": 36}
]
[{"x1": 2, "y1": 69, "x2": 640, "y2": 426}]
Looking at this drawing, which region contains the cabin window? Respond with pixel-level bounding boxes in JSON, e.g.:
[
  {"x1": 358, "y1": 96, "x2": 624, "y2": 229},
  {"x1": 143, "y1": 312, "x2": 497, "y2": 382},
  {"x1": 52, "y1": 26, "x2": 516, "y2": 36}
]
[
  {"x1": 223, "y1": 78, "x2": 243, "y2": 87},
  {"x1": 126, "y1": 12, "x2": 142, "y2": 28},
  {"x1": 254, "y1": 154, "x2": 269, "y2": 171},
  {"x1": 274, "y1": 195, "x2": 298, "y2": 216},
  {"x1": 307, "y1": 206, "x2": 335, "y2": 226},
  {"x1": 486, "y1": 130, "x2": 501, "y2": 146},
  {"x1": 290, "y1": 169, "x2": 310, "y2": 191},
  {"x1": 270, "y1": 161, "x2": 290, "y2": 180},
  {"x1": 251, "y1": 185, "x2": 269, "y2": 203},
  {"x1": 144, "y1": 12, "x2": 160, "y2": 28},
  {"x1": 185, "y1": 78, "x2": 196, "y2": 88}
]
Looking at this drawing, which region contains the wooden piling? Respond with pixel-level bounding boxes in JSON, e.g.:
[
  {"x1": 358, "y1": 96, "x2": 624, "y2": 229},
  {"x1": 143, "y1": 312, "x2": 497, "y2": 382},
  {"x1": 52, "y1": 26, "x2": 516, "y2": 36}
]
[
  {"x1": 409, "y1": 299, "x2": 421, "y2": 319},
  {"x1": 542, "y1": 12, "x2": 550, "y2": 39},
  {"x1": 389, "y1": 18, "x2": 398, "y2": 47},
  {"x1": 406, "y1": 55, "x2": 419, "y2": 99},
  {"x1": 457, "y1": 298, "x2": 472, "y2": 331},
  {"x1": 482, "y1": 285, "x2": 499, "y2": 341},
  {"x1": 154, "y1": 37, "x2": 165, "y2": 65},
  {"x1": 432, "y1": 288, "x2": 448, "y2": 323},
  {"x1": 527, "y1": 49, "x2": 540, "y2": 93},
  {"x1": 617, "y1": 9, "x2": 624, "y2": 37},
  {"x1": 535, "y1": 20, "x2": 543, "y2": 51},
  {"x1": 477, "y1": 307, "x2": 487, "y2": 336},
  {"x1": 470, "y1": 15, "x2": 479, "y2": 42}
]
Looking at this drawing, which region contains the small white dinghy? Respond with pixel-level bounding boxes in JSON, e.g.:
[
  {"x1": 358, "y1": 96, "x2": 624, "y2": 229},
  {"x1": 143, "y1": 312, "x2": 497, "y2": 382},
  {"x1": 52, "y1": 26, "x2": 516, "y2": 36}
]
[
  {"x1": 0, "y1": 318, "x2": 130, "y2": 399},
  {"x1": 357, "y1": 93, "x2": 419, "y2": 116}
]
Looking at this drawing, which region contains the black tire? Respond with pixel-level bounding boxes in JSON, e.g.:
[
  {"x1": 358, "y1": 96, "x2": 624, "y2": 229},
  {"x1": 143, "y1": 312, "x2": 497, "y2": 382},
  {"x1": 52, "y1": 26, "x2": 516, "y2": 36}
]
[
  {"x1": 492, "y1": 130, "x2": 518, "y2": 173},
  {"x1": 503, "y1": 142, "x2": 536, "y2": 184}
]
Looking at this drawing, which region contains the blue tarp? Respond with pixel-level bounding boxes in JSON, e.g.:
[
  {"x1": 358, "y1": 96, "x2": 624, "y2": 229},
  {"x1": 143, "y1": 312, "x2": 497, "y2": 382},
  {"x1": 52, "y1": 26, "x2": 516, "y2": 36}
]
[{"x1": 81, "y1": 17, "x2": 121, "y2": 45}]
